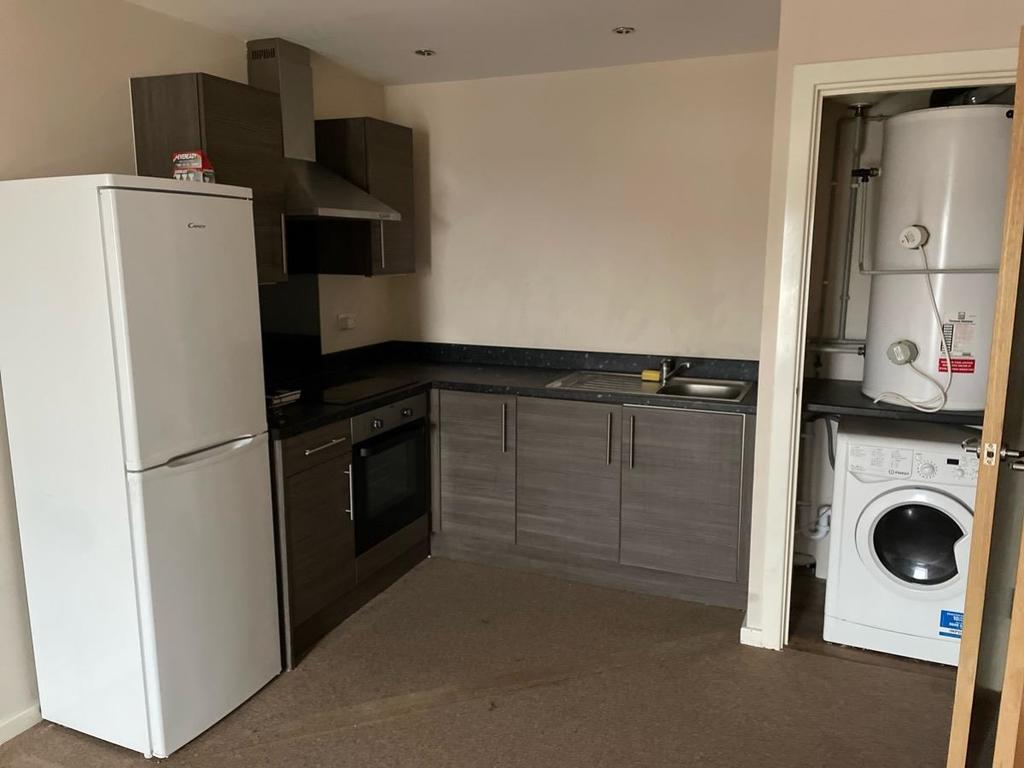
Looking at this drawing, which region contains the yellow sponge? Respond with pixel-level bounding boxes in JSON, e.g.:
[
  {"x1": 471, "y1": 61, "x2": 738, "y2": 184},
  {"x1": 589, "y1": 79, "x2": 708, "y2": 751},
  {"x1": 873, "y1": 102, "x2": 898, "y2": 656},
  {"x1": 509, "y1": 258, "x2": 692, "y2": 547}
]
[{"x1": 640, "y1": 369, "x2": 661, "y2": 382}]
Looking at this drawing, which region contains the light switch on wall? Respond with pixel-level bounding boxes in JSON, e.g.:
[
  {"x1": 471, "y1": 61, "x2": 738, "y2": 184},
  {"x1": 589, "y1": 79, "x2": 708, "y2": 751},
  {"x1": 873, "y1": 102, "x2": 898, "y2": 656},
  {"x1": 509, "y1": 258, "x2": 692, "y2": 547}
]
[{"x1": 336, "y1": 313, "x2": 357, "y2": 331}]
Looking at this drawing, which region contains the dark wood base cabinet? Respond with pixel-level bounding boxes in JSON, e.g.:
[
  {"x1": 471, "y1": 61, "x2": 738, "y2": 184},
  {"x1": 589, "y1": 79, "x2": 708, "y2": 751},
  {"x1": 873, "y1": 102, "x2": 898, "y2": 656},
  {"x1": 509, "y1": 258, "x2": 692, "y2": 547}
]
[
  {"x1": 437, "y1": 390, "x2": 516, "y2": 543},
  {"x1": 430, "y1": 531, "x2": 749, "y2": 608},
  {"x1": 435, "y1": 394, "x2": 754, "y2": 608},
  {"x1": 620, "y1": 406, "x2": 749, "y2": 585},
  {"x1": 515, "y1": 398, "x2": 622, "y2": 561},
  {"x1": 272, "y1": 421, "x2": 427, "y2": 668}
]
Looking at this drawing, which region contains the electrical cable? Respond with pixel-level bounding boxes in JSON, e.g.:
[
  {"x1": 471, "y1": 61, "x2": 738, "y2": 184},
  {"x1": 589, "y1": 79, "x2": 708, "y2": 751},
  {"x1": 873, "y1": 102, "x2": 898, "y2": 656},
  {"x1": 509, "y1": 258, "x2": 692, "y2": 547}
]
[
  {"x1": 872, "y1": 242, "x2": 953, "y2": 412},
  {"x1": 802, "y1": 413, "x2": 840, "y2": 468},
  {"x1": 824, "y1": 415, "x2": 838, "y2": 469},
  {"x1": 803, "y1": 504, "x2": 832, "y2": 540}
]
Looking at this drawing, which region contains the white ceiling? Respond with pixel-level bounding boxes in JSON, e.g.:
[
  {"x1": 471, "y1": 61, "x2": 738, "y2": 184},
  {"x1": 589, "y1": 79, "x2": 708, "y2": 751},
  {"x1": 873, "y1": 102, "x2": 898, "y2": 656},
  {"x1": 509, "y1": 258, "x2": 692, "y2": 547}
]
[{"x1": 126, "y1": 0, "x2": 780, "y2": 85}]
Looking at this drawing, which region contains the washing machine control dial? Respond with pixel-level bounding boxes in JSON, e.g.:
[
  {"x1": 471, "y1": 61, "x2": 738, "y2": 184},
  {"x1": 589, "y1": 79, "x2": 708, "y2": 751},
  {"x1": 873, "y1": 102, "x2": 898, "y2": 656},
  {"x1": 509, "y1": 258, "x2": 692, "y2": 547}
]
[{"x1": 918, "y1": 461, "x2": 937, "y2": 479}]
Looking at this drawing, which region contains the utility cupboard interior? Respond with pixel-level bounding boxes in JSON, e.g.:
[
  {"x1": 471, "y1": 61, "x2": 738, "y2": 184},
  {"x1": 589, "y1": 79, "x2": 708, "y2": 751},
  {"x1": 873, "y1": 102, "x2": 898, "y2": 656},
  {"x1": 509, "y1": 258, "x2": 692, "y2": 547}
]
[
  {"x1": 787, "y1": 78, "x2": 1022, "y2": 765},
  {"x1": 796, "y1": 84, "x2": 1016, "y2": 576}
]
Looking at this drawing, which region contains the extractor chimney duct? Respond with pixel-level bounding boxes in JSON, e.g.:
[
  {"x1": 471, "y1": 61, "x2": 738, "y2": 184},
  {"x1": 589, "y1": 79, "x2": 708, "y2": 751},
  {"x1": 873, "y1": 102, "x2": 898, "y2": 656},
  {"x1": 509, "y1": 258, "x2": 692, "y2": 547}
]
[{"x1": 246, "y1": 38, "x2": 400, "y2": 221}]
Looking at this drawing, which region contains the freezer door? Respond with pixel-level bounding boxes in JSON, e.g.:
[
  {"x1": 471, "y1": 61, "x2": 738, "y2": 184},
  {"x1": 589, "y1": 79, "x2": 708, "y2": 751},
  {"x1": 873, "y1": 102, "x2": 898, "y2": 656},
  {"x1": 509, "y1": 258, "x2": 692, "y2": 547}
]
[
  {"x1": 100, "y1": 188, "x2": 267, "y2": 471},
  {"x1": 127, "y1": 432, "x2": 281, "y2": 758}
]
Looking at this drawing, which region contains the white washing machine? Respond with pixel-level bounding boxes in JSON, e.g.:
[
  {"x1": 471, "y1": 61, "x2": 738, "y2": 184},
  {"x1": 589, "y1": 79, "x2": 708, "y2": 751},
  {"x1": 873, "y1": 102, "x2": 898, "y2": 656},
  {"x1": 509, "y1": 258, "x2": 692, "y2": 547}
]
[{"x1": 824, "y1": 418, "x2": 979, "y2": 665}]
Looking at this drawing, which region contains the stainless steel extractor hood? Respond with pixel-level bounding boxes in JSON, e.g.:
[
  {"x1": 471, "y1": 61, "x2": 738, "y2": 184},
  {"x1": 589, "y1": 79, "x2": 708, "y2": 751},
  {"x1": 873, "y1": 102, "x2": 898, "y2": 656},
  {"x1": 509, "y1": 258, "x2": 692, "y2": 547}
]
[{"x1": 246, "y1": 38, "x2": 400, "y2": 222}]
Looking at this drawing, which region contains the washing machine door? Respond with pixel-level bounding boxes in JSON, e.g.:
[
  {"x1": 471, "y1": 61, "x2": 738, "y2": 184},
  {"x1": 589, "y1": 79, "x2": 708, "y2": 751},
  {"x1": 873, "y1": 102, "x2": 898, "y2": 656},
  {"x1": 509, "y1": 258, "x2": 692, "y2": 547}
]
[{"x1": 855, "y1": 487, "x2": 972, "y2": 597}]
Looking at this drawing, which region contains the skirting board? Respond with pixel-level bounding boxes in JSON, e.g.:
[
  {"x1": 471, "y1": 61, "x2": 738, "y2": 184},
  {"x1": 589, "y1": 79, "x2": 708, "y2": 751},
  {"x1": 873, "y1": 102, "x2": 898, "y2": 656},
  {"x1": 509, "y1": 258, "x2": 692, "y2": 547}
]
[
  {"x1": 739, "y1": 622, "x2": 765, "y2": 649},
  {"x1": 0, "y1": 702, "x2": 41, "y2": 746}
]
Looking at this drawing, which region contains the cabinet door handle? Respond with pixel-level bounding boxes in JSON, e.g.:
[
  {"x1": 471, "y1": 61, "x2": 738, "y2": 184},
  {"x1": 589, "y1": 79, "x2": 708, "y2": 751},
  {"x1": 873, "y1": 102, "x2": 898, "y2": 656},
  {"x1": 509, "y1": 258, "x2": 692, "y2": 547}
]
[
  {"x1": 606, "y1": 412, "x2": 613, "y2": 465},
  {"x1": 304, "y1": 436, "x2": 348, "y2": 456},
  {"x1": 280, "y1": 213, "x2": 289, "y2": 277},
  {"x1": 379, "y1": 220, "x2": 386, "y2": 272},
  {"x1": 345, "y1": 464, "x2": 355, "y2": 521},
  {"x1": 501, "y1": 402, "x2": 508, "y2": 454},
  {"x1": 629, "y1": 415, "x2": 636, "y2": 469}
]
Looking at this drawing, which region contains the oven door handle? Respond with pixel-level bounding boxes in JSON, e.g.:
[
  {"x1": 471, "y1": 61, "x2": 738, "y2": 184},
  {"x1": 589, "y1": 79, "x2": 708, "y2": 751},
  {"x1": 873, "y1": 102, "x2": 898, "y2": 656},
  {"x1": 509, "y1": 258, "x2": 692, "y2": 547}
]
[{"x1": 356, "y1": 420, "x2": 424, "y2": 458}]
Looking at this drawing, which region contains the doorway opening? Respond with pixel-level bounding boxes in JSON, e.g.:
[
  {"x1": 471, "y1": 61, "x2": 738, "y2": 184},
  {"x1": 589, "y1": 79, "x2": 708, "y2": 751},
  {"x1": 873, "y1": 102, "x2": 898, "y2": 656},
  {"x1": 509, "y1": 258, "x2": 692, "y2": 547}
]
[{"x1": 786, "y1": 83, "x2": 1016, "y2": 674}]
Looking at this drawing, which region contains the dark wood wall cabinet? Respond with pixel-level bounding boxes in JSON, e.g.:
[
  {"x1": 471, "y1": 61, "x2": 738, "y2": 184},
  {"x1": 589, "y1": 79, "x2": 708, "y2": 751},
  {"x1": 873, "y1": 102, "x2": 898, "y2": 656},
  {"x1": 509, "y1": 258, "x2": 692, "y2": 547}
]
[
  {"x1": 286, "y1": 118, "x2": 415, "y2": 276},
  {"x1": 434, "y1": 395, "x2": 753, "y2": 608},
  {"x1": 130, "y1": 73, "x2": 287, "y2": 284}
]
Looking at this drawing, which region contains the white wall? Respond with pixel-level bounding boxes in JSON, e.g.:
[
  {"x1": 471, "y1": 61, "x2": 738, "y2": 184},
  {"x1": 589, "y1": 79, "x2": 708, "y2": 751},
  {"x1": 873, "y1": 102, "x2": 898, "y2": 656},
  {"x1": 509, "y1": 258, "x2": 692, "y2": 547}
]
[
  {"x1": 746, "y1": 0, "x2": 1024, "y2": 644},
  {"x1": 385, "y1": 51, "x2": 777, "y2": 359},
  {"x1": 0, "y1": 0, "x2": 382, "y2": 744}
]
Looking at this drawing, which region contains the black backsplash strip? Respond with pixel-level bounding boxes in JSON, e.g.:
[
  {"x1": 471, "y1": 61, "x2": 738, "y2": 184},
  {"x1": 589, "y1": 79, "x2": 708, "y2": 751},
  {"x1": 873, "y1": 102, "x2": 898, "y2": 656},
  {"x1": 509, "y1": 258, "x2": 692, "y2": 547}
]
[
  {"x1": 261, "y1": 333, "x2": 323, "y2": 391},
  {"x1": 317, "y1": 341, "x2": 758, "y2": 381}
]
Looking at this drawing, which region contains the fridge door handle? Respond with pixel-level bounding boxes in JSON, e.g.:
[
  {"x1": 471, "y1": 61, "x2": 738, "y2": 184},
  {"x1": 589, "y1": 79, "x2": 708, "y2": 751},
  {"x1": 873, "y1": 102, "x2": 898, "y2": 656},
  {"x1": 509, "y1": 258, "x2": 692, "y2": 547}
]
[{"x1": 165, "y1": 435, "x2": 258, "y2": 468}]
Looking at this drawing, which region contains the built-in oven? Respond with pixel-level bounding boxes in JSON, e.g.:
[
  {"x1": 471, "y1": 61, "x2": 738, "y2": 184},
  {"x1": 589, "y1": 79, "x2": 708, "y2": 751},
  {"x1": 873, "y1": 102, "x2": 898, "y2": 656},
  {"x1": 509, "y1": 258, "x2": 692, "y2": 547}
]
[{"x1": 349, "y1": 393, "x2": 429, "y2": 557}]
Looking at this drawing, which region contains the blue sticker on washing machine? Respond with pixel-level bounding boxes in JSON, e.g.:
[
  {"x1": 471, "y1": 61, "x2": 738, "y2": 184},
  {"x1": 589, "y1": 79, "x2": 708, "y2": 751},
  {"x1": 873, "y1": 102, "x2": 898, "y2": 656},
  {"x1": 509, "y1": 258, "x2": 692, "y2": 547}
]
[{"x1": 940, "y1": 610, "x2": 964, "y2": 639}]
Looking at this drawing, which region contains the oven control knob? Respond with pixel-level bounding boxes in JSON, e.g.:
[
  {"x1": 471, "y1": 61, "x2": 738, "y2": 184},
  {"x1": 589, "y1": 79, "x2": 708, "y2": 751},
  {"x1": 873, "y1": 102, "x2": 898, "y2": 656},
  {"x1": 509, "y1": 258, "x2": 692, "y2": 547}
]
[
  {"x1": 372, "y1": 418, "x2": 384, "y2": 430},
  {"x1": 401, "y1": 408, "x2": 413, "y2": 418}
]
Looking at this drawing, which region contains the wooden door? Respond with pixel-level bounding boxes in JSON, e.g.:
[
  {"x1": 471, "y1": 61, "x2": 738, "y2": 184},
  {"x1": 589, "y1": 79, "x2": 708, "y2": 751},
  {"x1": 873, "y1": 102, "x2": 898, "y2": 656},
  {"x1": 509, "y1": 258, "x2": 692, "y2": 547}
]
[
  {"x1": 620, "y1": 407, "x2": 745, "y2": 582},
  {"x1": 438, "y1": 390, "x2": 516, "y2": 542},
  {"x1": 515, "y1": 398, "x2": 621, "y2": 561},
  {"x1": 947, "y1": 34, "x2": 1024, "y2": 768}
]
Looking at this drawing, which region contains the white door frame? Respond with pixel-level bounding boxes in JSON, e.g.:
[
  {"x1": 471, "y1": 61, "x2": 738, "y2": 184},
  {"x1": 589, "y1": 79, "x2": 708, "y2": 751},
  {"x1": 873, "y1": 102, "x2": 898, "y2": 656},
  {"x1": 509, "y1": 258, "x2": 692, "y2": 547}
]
[{"x1": 745, "y1": 47, "x2": 1018, "y2": 651}]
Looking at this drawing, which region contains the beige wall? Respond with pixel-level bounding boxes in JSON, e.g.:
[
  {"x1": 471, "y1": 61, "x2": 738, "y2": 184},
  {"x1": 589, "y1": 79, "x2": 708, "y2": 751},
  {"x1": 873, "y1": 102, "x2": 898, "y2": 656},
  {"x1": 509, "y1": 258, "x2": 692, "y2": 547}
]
[
  {"x1": 746, "y1": 0, "x2": 1024, "y2": 640},
  {"x1": 385, "y1": 51, "x2": 777, "y2": 359},
  {"x1": 0, "y1": 0, "x2": 382, "y2": 742}
]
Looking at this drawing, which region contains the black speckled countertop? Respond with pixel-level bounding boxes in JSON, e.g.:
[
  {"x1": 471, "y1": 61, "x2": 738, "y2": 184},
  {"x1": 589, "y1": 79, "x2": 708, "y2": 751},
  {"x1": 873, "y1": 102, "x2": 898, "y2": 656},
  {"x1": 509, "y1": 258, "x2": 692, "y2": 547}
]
[
  {"x1": 267, "y1": 350, "x2": 759, "y2": 440},
  {"x1": 265, "y1": 343, "x2": 987, "y2": 438},
  {"x1": 802, "y1": 378, "x2": 984, "y2": 425}
]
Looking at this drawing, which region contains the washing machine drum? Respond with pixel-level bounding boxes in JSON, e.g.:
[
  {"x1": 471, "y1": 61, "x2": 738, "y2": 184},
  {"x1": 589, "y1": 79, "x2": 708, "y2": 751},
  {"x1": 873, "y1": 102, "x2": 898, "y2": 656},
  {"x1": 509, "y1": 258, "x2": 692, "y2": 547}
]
[{"x1": 856, "y1": 487, "x2": 973, "y2": 593}]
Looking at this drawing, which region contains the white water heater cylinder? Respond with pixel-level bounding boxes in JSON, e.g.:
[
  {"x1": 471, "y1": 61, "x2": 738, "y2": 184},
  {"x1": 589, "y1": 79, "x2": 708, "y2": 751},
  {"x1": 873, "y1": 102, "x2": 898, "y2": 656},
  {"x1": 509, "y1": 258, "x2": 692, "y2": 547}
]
[{"x1": 862, "y1": 104, "x2": 1013, "y2": 411}]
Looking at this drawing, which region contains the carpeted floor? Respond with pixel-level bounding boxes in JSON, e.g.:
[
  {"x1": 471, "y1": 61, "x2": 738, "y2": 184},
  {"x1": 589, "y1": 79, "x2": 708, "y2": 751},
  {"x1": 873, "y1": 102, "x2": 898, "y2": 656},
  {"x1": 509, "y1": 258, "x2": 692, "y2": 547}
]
[{"x1": 0, "y1": 558, "x2": 954, "y2": 767}]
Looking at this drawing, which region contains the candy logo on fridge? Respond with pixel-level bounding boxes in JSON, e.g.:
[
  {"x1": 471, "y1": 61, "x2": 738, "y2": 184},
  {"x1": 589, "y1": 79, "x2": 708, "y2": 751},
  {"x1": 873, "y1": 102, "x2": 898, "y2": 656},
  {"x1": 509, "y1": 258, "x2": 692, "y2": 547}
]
[{"x1": 187, "y1": 222, "x2": 207, "y2": 229}]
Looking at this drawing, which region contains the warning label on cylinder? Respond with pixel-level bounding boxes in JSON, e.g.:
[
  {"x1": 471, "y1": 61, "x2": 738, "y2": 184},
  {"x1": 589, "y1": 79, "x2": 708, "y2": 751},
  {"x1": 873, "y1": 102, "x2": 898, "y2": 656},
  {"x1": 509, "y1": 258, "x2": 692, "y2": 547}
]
[
  {"x1": 938, "y1": 313, "x2": 978, "y2": 374},
  {"x1": 939, "y1": 358, "x2": 976, "y2": 373}
]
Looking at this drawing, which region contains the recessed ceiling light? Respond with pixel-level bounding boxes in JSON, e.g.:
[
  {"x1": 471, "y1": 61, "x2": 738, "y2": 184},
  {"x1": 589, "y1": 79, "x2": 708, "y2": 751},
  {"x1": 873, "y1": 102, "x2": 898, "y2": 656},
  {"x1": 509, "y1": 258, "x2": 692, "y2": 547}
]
[
  {"x1": 414, "y1": 48, "x2": 436, "y2": 57},
  {"x1": 612, "y1": 26, "x2": 636, "y2": 35}
]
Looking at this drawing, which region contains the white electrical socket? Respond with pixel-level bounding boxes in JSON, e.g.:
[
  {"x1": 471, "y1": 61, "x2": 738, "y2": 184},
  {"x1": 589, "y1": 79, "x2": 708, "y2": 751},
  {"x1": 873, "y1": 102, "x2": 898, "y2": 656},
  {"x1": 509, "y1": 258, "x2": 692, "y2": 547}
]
[{"x1": 336, "y1": 313, "x2": 357, "y2": 331}]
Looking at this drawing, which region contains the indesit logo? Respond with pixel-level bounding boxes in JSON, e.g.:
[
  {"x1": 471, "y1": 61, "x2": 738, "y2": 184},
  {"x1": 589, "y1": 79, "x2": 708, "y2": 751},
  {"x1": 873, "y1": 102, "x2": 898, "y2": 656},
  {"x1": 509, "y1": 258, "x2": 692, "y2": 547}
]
[{"x1": 187, "y1": 222, "x2": 207, "y2": 229}]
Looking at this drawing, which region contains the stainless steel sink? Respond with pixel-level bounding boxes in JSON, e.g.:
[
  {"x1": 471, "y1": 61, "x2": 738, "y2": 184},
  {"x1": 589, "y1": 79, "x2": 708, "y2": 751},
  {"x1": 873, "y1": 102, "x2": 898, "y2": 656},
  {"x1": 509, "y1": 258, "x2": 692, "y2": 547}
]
[
  {"x1": 545, "y1": 371, "x2": 751, "y2": 402},
  {"x1": 657, "y1": 377, "x2": 751, "y2": 402},
  {"x1": 545, "y1": 371, "x2": 659, "y2": 396}
]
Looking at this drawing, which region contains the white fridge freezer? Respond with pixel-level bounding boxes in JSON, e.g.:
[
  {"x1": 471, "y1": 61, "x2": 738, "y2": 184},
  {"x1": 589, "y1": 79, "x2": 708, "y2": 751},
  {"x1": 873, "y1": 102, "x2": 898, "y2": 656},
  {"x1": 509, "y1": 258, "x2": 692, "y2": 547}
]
[{"x1": 0, "y1": 175, "x2": 281, "y2": 757}]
